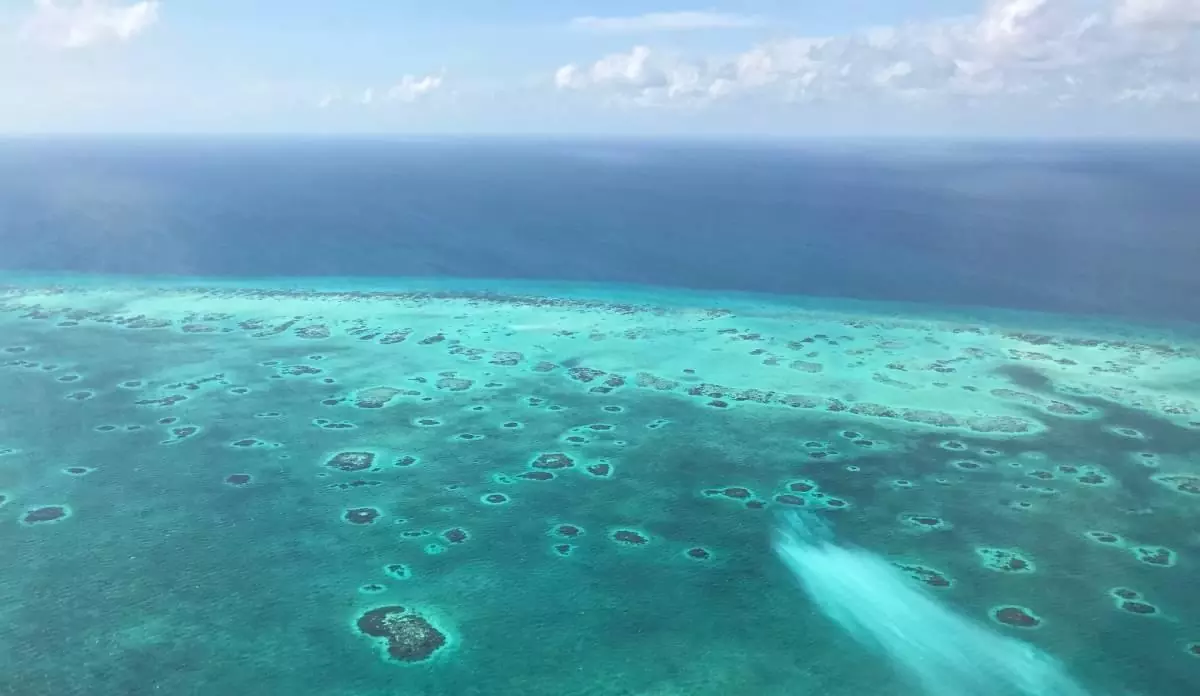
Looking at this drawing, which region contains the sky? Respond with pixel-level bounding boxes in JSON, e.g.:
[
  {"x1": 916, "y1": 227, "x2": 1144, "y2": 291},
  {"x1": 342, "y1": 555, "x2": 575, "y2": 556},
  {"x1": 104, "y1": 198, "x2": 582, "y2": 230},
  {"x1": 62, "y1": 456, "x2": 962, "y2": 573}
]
[{"x1": 0, "y1": 0, "x2": 1198, "y2": 137}]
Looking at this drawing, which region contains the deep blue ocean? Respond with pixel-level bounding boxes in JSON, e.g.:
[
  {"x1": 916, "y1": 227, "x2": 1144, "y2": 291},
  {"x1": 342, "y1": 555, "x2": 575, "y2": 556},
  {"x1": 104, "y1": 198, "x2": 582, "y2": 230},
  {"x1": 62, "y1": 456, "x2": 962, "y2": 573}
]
[{"x1": 1, "y1": 137, "x2": 1198, "y2": 323}]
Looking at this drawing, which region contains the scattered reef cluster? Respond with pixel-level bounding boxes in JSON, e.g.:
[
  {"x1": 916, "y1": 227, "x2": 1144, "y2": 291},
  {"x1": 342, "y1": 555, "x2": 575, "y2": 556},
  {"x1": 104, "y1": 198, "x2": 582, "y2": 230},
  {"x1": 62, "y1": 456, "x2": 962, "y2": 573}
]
[{"x1": 1, "y1": 279, "x2": 1197, "y2": 694}]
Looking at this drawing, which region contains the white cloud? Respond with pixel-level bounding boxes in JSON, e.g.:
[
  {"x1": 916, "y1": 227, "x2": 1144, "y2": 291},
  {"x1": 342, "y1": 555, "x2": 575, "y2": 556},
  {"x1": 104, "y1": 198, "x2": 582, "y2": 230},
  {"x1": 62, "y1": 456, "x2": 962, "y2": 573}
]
[
  {"x1": 554, "y1": 46, "x2": 721, "y2": 107},
  {"x1": 1112, "y1": 0, "x2": 1200, "y2": 26},
  {"x1": 554, "y1": 0, "x2": 1200, "y2": 110},
  {"x1": 386, "y1": 73, "x2": 443, "y2": 102},
  {"x1": 20, "y1": 0, "x2": 160, "y2": 49},
  {"x1": 313, "y1": 74, "x2": 444, "y2": 110},
  {"x1": 569, "y1": 11, "x2": 761, "y2": 33}
]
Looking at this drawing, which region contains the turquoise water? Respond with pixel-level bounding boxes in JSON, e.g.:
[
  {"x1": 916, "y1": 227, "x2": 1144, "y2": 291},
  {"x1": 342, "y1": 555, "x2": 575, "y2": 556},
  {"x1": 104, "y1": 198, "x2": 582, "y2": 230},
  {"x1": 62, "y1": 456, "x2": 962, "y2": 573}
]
[{"x1": 1, "y1": 275, "x2": 1198, "y2": 695}]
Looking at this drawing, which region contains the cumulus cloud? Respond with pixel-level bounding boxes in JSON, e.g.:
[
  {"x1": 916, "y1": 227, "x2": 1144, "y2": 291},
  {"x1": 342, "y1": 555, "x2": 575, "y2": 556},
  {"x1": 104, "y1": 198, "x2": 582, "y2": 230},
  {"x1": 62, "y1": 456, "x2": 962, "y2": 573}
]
[
  {"x1": 20, "y1": 0, "x2": 160, "y2": 49},
  {"x1": 569, "y1": 11, "x2": 762, "y2": 33},
  {"x1": 554, "y1": 0, "x2": 1200, "y2": 109},
  {"x1": 555, "y1": 46, "x2": 721, "y2": 106}
]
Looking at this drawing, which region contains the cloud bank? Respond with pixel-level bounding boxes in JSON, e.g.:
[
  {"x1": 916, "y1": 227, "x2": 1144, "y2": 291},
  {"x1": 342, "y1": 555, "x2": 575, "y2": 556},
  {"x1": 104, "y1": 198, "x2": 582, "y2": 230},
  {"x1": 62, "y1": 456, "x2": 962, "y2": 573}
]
[
  {"x1": 554, "y1": 0, "x2": 1200, "y2": 109},
  {"x1": 21, "y1": 0, "x2": 159, "y2": 49}
]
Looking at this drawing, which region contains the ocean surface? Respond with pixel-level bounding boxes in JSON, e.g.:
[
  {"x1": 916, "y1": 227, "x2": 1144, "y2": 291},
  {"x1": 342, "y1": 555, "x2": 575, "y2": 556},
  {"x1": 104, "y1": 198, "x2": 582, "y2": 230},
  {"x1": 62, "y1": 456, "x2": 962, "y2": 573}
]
[
  {"x1": 0, "y1": 139, "x2": 1198, "y2": 696},
  {"x1": 2, "y1": 138, "x2": 1200, "y2": 323}
]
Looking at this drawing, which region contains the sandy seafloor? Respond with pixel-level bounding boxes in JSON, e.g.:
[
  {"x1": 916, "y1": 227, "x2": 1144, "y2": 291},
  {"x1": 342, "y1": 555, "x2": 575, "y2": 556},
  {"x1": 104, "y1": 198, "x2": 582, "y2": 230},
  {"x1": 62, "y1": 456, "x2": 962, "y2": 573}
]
[{"x1": 0, "y1": 274, "x2": 1198, "y2": 696}]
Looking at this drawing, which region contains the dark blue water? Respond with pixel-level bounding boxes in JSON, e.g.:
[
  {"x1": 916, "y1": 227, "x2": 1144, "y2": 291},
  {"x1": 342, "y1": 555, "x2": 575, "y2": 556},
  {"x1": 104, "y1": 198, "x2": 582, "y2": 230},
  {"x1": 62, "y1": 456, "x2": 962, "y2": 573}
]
[{"x1": 2, "y1": 137, "x2": 1198, "y2": 323}]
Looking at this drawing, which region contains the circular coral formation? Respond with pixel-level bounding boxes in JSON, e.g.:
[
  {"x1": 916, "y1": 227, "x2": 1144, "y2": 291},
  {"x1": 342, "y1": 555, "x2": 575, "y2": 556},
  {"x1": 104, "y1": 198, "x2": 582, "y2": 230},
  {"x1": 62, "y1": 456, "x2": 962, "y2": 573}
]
[
  {"x1": 685, "y1": 547, "x2": 712, "y2": 561},
  {"x1": 746, "y1": 500, "x2": 766, "y2": 509},
  {"x1": 481, "y1": 493, "x2": 509, "y2": 505},
  {"x1": 603, "y1": 405, "x2": 623, "y2": 413},
  {"x1": 424, "y1": 543, "x2": 445, "y2": 555},
  {"x1": 63, "y1": 466, "x2": 93, "y2": 476},
  {"x1": 518, "y1": 471, "x2": 554, "y2": 481},
  {"x1": 1186, "y1": 643, "x2": 1200, "y2": 658},
  {"x1": 939, "y1": 440, "x2": 967, "y2": 451},
  {"x1": 442, "y1": 528, "x2": 469, "y2": 544},
  {"x1": 455, "y1": 433, "x2": 483, "y2": 441},
  {"x1": 384, "y1": 564, "x2": 411, "y2": 580},
  {"x1": 414, "y1": 418, "x2": 442, "y2": 428},
  {"x1": 719, "y1": 487, "x2": 752, "y2": 499},
  {"x1": 168, "y1": 426, "x2": 199, "y2": 440},
  {"x1": 21, "y1": 505, "x2": 70, "y2": 525},
  {"x1": 225, "y1": 473, "x2": 251, "y2": 486},
  {"x1": 788, "y1": 481, "x2": 816, "y2": 493},
  {"x1": 359, "y1": 584, "x2": 386, "y2": 594},
  {"x1": 611, "y1": 529, "x2": 649, "y2": 546},
  {"x1": 1110, "y1": 588, "x2": 1140, "y2": 600},
  {"x1": 901, "y1": 514, "x2": 948, "y2": 530},
  {"x1": 554, "y1": 524, "x2": 582, "y2": 538},
  {"x1": 977, "y1": 548, "x2": 1034, "y2": 573},
  {"x1": 95, "y1": 425, "x2": 117, "y2": 432},
  {"x1": 585, "y1": 462, "x2": 612, "y2": 478},
  {"x1": 774, "y1": 494, "x2": 806, "y2": 507},
  {"x1": 344, "y1": 507, "x2": 381, "y2": 525},
  {"x1": 356, "y1": 606, "x2": 448, "y2": 663},
  {"x1": 394, "y1": 455, "x2": 419, "y2": 467},
  {"x1": 991, "y1": 606, "x2": 1041, "y2": 629},
  {"x1": 952, "y1": 460, "x2": 983, "y2": 470},
  {"x1": 896, "y1": 563, "x2": 952, "y2": 588},
  {"x1": 1120, "y1": 601, "x2": 1158, "y2": 615},
  {"x1": 553, "y1": 543, "x2": 574, "y2": 557},
  {"x1": 327, "y1": 451, "x2": 376, "y2": 472},
  {"x1": 1085, "y1": 530, "x2": 1123, "y2": 545},
  {"x1": 502, "y1": 421, "x2": 522, "y2": 429},
  {"x1": 1152, "y1": 474, "x2": 1200, "y2": 496},
  {"x1": 1107, "y1": 426, "x2": 1145, "y2": 439},
  {"x1": 1133, "y1": 546, "x2": 1176, "y2": 567},
  {"x1": 531, "y1": 453, "x2": 574, "y2": 470}
]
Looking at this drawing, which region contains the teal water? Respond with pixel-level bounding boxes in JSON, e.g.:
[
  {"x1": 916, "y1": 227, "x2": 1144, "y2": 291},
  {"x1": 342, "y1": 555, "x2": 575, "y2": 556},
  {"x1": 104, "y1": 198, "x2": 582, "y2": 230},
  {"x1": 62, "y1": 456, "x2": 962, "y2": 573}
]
[{"x1": 1, "y1": 276, "x2": 1198, "y2": 695}]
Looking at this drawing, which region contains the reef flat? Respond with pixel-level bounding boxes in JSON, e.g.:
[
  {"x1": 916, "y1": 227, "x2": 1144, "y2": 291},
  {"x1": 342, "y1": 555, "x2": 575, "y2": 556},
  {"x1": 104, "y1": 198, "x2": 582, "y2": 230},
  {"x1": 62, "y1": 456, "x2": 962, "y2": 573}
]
[{"x1": 0, "y1": 275, "x2": 1197, "y2": 695}]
